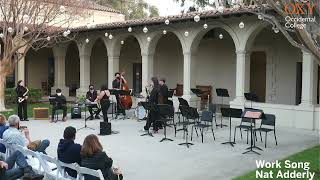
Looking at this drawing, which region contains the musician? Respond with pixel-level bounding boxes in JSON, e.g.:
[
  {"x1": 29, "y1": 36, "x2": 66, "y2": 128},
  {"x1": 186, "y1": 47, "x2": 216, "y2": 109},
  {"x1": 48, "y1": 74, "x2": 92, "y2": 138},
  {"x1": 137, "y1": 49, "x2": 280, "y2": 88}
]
[
  {"x1": 159, "y1": 78, "x2": 169, "y2": 104},
  {"x1": 86, "y1": 85, "x2": 101, "y2": 120},
  {"x1": 16, "y1": 80, "x2": 28, "y2": 121},
  {"x1": 112, "y1": 72, "x2": 126, "y2": 116},
  {"x1": 144, "y1": 77, "x2": 161, "y2": 132},
  {"x1": 51, "y1": 89, "x2": 67, "y2": 122},
  {"x1": 96, "y1": 84, "x2": 111, "y2": 122}
]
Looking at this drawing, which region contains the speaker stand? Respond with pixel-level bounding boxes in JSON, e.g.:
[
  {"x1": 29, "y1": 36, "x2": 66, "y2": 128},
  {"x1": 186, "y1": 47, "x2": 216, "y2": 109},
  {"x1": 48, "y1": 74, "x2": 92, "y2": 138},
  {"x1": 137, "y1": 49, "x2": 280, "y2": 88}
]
[{"x1": 78, "y1": 118, "x2": 95, "y2": 131}]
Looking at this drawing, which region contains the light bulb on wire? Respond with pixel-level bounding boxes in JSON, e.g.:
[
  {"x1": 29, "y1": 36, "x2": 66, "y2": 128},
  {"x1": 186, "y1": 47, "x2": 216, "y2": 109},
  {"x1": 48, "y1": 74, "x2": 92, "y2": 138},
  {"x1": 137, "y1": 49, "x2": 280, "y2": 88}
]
[
  {"x1": 143, "y1": 26, "x2": 148, "y2": 33},
  {"x1": 163, "y1": 30, "x2": 167, "y2": 35},
  {"x1": 165, "y1": 19, "x2": 170, "y2": 25},
  {"x1": 194, "y1": 15, "x2": 200, "y2": 22},
  {"x1": 239, "y1": 22, "x2": 245, "y2": 29},
  {"x1": 203, "y1": 23, "x2": 208, "y2": 29},
  {"x1": 128, "y1": 27, "x2": 132, "y2": 32}
]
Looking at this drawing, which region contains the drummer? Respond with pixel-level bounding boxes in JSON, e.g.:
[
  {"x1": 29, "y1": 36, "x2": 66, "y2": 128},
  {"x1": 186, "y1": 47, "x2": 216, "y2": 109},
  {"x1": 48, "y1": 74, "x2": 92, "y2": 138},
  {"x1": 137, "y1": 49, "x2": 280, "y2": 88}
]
[{"x1": 86, "y1": 84, "x2": 101, "y2": 120}]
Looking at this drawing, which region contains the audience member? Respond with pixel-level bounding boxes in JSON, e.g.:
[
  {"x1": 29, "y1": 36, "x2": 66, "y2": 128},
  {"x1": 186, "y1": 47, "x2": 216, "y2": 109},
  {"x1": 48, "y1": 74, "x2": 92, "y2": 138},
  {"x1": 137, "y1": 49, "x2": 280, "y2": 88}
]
[
  {"x1": 0, "y1": 115, "x2": 8, "y2": 153},
  {"x1": 3, "y1": 115, "x2": 50, "y2": 155},
  {"x1": 81, "y1": 134, "x2": 123, "y2": 180},
  {"x1": 57, "y1": 126, "x2": 81, "y2": 178}
]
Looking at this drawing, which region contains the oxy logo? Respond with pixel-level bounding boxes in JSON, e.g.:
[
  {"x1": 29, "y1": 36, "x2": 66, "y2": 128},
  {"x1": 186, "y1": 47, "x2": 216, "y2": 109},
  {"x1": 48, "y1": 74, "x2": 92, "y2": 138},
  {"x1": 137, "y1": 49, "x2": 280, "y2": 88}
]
[{"x1": 284, "y1": 1, "x2": 319, "y2": 15}]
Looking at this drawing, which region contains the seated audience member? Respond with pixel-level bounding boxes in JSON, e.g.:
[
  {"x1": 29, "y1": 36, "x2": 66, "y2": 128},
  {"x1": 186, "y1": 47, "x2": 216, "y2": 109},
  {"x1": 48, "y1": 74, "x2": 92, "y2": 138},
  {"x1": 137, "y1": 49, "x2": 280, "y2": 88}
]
[
  {"x1": 57, "y1": 126, "x2": 81, "y2": 178},
  {"x1": 3, "y1": 115, "x2": 50, "y2": 155},
  {"x1": 51, "y1": 88, "x2": 67, "y2": 122},
  {"x1": 0, "y1": 151, "x2": 44, "y2": 180},
  {"x1": 81, "y1": 134, "x2": 123, "y2": 180},
  {"x1": 0, "y1": 115, "x2": 9, "y2": 153},
  {"x1": 86, "y1": 85, "x2": 101, "y2": 120}
]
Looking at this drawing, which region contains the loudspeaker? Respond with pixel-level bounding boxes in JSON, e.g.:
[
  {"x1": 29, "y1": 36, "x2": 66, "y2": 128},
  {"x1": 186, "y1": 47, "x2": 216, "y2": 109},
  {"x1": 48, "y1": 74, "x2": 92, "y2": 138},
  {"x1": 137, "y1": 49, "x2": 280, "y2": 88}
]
[
  {"x1": 71, "y1": 106, "x2": 81, "y2": 119},
  {"x1": 100, "y1": 122, "x2": 111, "y2": 135}
]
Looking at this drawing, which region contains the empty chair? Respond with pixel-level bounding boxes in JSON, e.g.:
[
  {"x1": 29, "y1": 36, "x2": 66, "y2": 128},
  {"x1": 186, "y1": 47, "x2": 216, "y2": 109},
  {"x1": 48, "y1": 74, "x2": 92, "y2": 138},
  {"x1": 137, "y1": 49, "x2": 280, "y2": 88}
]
[
  {"x1": 175, "y1": 98, "x2": 190, "y2": 123},
  {"x1": 191, "y1": 110, "x2": 216, "y2": 143},
  {"x1": 233, "y1": 117, "x2": 253, "y2": 144},
  {"x1": 177, "y1": 106, "x2": 199, "y2": 148},
  {"x1": 156, "y1": 104, "x2": 175, "y2": 142},
  {"x1": 77, "y1": 166, "x2": 105, "y2": 180},
  {"x1": 254, "y1": 114, "x2": 278, "y2": 148}
]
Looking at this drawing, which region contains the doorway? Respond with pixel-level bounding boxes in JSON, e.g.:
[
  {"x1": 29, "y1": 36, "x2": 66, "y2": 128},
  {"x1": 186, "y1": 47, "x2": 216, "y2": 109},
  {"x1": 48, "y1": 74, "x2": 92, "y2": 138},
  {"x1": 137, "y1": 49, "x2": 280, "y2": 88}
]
[
  {"x1": 250, "y1": 51, "x2": 266, "y2": 102},
  {"x1": 133, "y1": 63, "x2": 142, "y2": 94}
]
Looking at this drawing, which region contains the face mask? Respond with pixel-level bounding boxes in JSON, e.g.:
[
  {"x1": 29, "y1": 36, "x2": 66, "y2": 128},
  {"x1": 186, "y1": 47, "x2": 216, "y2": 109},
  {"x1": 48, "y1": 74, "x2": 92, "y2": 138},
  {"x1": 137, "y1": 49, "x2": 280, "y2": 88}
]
[
  {"x1": 90, "y1": 88, "x2": 94, "y2": 90},
  {"x1": 57, "y1": 93, "x2": 62, "y2": 96}
]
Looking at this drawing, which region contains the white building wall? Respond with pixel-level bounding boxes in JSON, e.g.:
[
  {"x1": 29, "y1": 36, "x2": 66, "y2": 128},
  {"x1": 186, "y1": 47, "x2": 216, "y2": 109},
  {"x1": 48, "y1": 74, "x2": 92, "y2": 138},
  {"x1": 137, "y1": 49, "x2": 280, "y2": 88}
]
[{"x1": 90, "y1": 40, "x2": 108, "y2": 89}]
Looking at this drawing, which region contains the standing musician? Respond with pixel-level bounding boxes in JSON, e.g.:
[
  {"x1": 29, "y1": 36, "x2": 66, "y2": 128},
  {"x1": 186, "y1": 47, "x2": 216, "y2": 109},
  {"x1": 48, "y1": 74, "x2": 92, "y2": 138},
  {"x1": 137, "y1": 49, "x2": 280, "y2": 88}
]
[
  {"x1": 86, "y1": 84, "x2": 101, "y2": 120},
  {"x1": 159, "y1": 78, "x2": 169, "y2": 104},
  {"x1": 16, "y1": 80, "x2": 28, "y2": 121},
  {"x1": 95, "y1": 84, "x2": 111, "y2": 122},
  {"x1": 112, "y1": 72, "x2": 126, "y2": 116},
  {"x1": 144, "y1": 77, "x2": 161, "y2": 132}
]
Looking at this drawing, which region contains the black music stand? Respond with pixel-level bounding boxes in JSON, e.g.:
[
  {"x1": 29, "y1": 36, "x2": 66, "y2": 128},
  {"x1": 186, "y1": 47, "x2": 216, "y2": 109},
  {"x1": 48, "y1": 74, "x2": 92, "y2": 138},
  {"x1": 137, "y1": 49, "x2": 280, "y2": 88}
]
[
  {"x1": 140, "y1": 102, "x2": 157, "y2": 137},
  {"x1": 216, "y1": 88, "x2": 229, "y2": 127},
  {"x1": 244, "y1": 93, "x2": 259, "y2": 108},
  {"x1": 242, "y1": 108, "x2": 263, "y2": 155},
  {"x1": 78, "y1": 102, "x2": 95, "y2": 131},
  {"x1": 221, "y1": 108, "x2": 242, "y2": 147}
]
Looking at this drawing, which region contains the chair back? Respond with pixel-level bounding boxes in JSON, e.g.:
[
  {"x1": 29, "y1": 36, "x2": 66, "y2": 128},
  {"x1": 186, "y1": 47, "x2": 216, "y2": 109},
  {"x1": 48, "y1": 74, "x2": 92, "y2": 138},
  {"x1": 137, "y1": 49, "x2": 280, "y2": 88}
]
[
  {"x1": 178, "y1": 98, "x2": 189, "y2": 107},
  {"x1": 201, "y1": 111, "x2": 213, "y2": 122},
  {"x1": 59, "y1": 161, "x2": 79, "y2": 179},
  {"x1": 167, "y1": 100, "x2": 173, "y2": 106},
  {"x1": 38, "y1": 153, "x2": 60, "y2": 180},
  {"x1": 261, "y1": 114, "x2": 276, "y2": 127},
  {"x1": 187, "y1": 107, "x2": 200, "y2": 120},
  {"x1": 77, "y1": 166, "x2": 105, "y2": 180},
  {"x1": 15, "y1": 145, "x2": 43, "y2": 173},
  {"x1": 179, "y1": 105, "x2": 189, "y2": 118},
  {"x1": 158, "y1": 104, "x2": 174, "y2": 118},
  {"x1": 208, "y1": 103, "x2": 216, "y2": 113}
]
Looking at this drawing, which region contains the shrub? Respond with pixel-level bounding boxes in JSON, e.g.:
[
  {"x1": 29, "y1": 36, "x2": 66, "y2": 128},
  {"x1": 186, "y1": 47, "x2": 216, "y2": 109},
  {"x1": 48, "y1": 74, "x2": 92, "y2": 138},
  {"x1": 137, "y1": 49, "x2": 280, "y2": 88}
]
[{"x1": 5, "y1": 88, "x2": 44, "y2": 105}]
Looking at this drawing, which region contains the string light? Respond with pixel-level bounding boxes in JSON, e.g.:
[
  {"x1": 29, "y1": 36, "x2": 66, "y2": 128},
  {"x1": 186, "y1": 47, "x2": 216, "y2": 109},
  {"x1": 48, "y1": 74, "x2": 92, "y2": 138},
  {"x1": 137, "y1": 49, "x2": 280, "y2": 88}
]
[
  {"x1": 0, "y1": 33, "x2": 4, "y2": 38},
  {"x1": 60, "y1": 6, "x2": 66, "y2": 13},
  {"x1": 23, "y1": 14, "x2": 29, "y2": 20},
  {"x1": 258, "y1": 14, "x2": 263, "y2": 20},
  {"x1": 108, "y1": 34, "x2": 113, "y2": 40},
  {"x1": 184, "y1": 31, "x2": 189, "y2": 37},
  {"x1": 143, "y1": 26, "x2": 148, "y2": 33},
  {"x1": 85, "y1": 38, "x2": 90, "y2": 43},
  {"x1": 104, "y1": 32, "x2": 108, "y2": 37},
  {"x1": 239, "y1": 22, "x2": 245, "y2": 29},
  {"x1": 147, "y1": 37, "x2": 151, "y2": 42},
  {"x1": 7, "y1": 27, "x2": 13, "y2": 33},
  {"x1": 24, "y1": 26, "x2": 28, "y2": 31},
  {"x1": 46, "y1": 36, "x2": 51, "y2": 41},
  {"x1": 121, "y1": 40, "x2": 124, "y2": 45},
  {"x1": 217, "y1": 6, "x2": 224, "y2": 13},
  {"x1": 165, "y1": 19, "x2": 170, "y2": 25},
  {"x1": 163, "y1": 30, "x2": 167, "y2": 34},
  {"x1": 219, "y1": 34, "x2": 223, "y2": 39},
  {"x1": 203, "y1": 23, "x2": 208, "y2": 29},
  {"x1": 63, "y1": 31, "x2": 68, "y2": 37},
  {"x1": 128, "y1": 27, "x2": 132, "y2": 32},
  {"x1": 194, "y1": 15, "x2": 200, "y2": 22}
]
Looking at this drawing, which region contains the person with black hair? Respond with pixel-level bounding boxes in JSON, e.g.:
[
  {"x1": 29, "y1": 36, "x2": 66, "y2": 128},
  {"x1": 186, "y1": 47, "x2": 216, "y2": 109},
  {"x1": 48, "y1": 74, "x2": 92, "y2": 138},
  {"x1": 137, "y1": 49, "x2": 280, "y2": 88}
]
[
  {"x1": 112, "y1": 72, "x2": 126, "y2": 117},
  {"x1": 16, "y1": 80, "x2": 28, "y2": 121},
  {"x1": 144, "y1": 77, "x2": 161, "y2": 132},
  {"x1": 86, "y1": 85, "x2": 101, "y2": 120},
  {"x1": 159, "y1": 78, "x2": 169, "y2": 104},
  {"x1": 96, "y1": 84, "x2": 111, "y2": 122},
  {"x1": 51, "y1": 88, "x2": 67, "y2": 122},
  {"x1": 57, "y1": 126, "x2": 81, "y2": 178}
]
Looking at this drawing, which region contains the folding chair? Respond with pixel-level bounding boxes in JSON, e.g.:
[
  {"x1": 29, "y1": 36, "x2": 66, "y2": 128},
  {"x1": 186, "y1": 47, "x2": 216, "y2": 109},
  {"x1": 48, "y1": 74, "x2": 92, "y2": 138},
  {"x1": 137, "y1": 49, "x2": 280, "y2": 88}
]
[
  {"x1": 77, "y1": 166, "x2": 105, "y2": 180},
  {"x1": 191, "y1": 111, "x2": 216, "y2": 143},
  {"x1": 38, "y1": 153, "x2": 60, "y2": 180},
  {"x1": 58, "y1": 161, "x2": 79, "y2": 180},
  {"x1": 254, "y1": 114, "x2": 278, "y2": 148}
]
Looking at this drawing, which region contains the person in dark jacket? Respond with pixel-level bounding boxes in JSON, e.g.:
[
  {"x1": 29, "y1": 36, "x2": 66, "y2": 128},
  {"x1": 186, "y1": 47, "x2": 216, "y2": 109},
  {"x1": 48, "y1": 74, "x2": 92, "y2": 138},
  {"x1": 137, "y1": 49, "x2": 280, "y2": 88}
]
[
  {"x1": 0, "y1": 115, "x2": 8, "y2": 153},
  {"x1": 144, "y1": 77, "x2": 161, "y2": 132},
  {"x1": 51, "y1": 88, "x2": 67, "y2": 122},
  {"x1": 81, "y1": 134, "x2": 122, "y2": 180},
  {"x1": 86, "y1": 85, "x2": 101, "y2": 120},
  {"x1": 159, "y1": 78, "x2": 169, "y2": 104},
  {"x1": 57, "y1": 126, "x2": 81, "y2": 178},
  {"x1": 15, "y1": 80, "x2": 28, "y2": 121}
]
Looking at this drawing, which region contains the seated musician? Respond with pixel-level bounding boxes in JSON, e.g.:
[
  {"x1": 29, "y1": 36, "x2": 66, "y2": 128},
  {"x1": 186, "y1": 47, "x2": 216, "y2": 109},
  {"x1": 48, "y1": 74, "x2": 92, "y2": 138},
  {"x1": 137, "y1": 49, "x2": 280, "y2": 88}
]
[
  {"x1": 51, "y1": 88, "x2": 67, "y2": 122},
  {"x1": 86, "y1": 85, "x2": 101, "y2": 120}
]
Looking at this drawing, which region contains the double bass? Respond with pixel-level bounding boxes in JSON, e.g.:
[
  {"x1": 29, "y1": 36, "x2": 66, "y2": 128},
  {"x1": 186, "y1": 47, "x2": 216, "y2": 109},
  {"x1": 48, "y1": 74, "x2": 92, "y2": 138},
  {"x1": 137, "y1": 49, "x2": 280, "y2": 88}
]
[{"x1": 119, "y1": 72, "x2": 132, "y2": 109}]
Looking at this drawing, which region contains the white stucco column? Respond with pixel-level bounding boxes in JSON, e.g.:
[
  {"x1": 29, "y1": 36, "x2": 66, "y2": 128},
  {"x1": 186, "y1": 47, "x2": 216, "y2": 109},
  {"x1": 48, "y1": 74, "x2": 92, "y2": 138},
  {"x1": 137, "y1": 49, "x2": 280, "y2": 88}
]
[
  {"x1": 51, "y1": 45, "x2": 69, "y2": 96},
  {"x1": 108, "y1": 55, "x2": 120, "y2": 89},
  {"x1": 300, "y1": 51, "x2": 317, "y2": 106},
  {"x1": 182, "y1": 51, "x2": 197, "y2": 106},
  {"x1": 232, "y1": 50, "x2": 249, "y2": 105},
  {"x1": 76, "y1": 51, "x2": 90, "y2": 96},
  {"x1": 142, "y1": 52, "x2": 154, "y2": 95}
]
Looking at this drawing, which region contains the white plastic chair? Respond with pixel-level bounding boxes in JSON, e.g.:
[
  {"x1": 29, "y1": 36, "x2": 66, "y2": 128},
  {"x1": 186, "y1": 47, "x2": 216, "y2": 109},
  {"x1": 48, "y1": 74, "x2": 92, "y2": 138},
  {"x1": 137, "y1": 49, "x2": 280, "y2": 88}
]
[
  {"x1": 77, "y1": 166, "x2": 105, "y2": 180},
  {"x1": 38, "y1": 153, "x2": 60, "y2": 180},
  {"x1": 14, "y1": 145, "x2": 43, "y2": 173},
  {"x1": 58, "y1": 161, "x2": 79, "y2": 180}
]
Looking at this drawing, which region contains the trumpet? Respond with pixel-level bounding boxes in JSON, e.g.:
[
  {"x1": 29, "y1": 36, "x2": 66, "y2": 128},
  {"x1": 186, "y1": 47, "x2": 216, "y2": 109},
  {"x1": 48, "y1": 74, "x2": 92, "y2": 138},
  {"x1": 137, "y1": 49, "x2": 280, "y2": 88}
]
[{"x1": 18, "y1": 87, "x2": 29, "y2": 103}]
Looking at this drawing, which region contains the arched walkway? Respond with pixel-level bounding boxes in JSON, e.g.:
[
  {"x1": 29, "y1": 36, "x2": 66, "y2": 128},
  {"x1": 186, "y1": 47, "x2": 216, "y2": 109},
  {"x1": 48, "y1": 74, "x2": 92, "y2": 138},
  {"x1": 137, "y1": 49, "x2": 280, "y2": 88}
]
[
  {"x1": 65, "y1": 42, "x2": 80, "y2": 97},
  {"x1": 90, "y1": 38, "x2": 108, "y2": 89}
]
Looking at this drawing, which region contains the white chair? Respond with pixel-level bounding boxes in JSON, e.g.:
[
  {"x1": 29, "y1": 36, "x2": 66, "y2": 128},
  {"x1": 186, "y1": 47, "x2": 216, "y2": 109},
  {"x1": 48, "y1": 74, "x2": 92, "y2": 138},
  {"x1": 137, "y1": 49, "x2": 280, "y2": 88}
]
[
  {"x1": 38, "y1": 153, "x2": 60, "y2": 180},
  {"x1": 58, "y1": 161, "x2": 79, "y2": 180},
  {"x1": 77, "y1": 166, "x2": 105, "y2": 180},
  {"x1": 14, "y1": 145, "x2": 43, "y2": 173}
]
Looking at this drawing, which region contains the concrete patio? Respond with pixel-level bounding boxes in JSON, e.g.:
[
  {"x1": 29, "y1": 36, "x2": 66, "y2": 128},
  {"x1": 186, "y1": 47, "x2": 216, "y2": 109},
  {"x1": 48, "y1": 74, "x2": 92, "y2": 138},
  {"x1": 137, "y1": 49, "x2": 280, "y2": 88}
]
[{"x1": 19, "y1": 112, "x2": 319, "y2": 180}]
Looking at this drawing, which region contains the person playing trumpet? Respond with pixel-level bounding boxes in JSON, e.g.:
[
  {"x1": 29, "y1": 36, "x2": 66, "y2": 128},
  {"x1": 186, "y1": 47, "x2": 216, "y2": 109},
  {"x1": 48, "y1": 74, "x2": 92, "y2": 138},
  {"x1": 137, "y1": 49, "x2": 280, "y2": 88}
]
[{"x1": 16, "y1": 80, "x2": 28, "y2": 121}]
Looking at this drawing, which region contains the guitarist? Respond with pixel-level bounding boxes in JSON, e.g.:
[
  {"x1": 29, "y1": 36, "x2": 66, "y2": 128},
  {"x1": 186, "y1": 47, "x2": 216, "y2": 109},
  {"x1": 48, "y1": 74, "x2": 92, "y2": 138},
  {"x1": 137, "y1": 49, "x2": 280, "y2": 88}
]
[{"x1": 16, "y1": 80, "x2": 28, "y2": 121}]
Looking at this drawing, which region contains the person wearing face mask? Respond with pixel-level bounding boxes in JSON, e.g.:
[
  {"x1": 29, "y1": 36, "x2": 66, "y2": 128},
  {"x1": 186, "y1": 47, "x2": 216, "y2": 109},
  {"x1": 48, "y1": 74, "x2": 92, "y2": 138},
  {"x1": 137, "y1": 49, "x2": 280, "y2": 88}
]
[
  {"x1": 15, "y1": 80, "x2": 28, "y2": 121},
  {"x1": 51, "y1": 88, "x2": 67, "y2": 122},
  {"x1": 86, "y1": 85, "x2": 101, "y2": 120}
]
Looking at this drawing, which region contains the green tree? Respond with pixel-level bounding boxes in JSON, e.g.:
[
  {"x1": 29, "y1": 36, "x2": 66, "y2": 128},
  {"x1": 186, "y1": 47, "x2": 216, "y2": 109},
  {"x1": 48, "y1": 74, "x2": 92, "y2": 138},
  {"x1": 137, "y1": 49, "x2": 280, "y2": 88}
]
[{"x1": 95, "y1": 0, "x2": 159, "y2": 20}]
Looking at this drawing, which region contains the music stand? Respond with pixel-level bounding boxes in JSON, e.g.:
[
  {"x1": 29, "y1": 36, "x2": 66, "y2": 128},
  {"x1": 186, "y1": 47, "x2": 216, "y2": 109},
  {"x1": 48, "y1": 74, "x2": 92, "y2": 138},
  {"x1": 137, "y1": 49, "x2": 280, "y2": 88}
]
[
  {"x1": 140, "y1": 102, "x2": 156, "y2": 137},
  {"x1": 242, "y1": 108, "x2": 263, "y2": 155},
  {"x1": 78, "y1": 101, "x2": 95, "y2": 131},
  {"x1": 221, "y1": 108, "x2": 242, "y2": 147},
  {"x1": 244, "y1": 93, "x2": 259, "y2": 108},
  {"x1": 216, "y1": 88, "x2": 229, "y2": 128}
]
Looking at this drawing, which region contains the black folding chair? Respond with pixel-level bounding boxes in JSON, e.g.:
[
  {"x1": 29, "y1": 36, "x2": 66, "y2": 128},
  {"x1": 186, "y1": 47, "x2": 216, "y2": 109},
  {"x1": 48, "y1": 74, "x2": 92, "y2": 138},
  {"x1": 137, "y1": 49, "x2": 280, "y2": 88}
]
[
  {"x1": 191, "y1": 111, "x2": 215, "y2": 143},
  {"x1": 176, "y1": 106, "x2": 198, "y2": 148},
  {"x1": 156, "y1": 104, "x2": 175, "y2": 142},
  {"x1": 254, "y1": 114, "x2": 278, "y2": 148},
  {"x1": 175, "y1": 98, "x2": 190, "y2": 124}
]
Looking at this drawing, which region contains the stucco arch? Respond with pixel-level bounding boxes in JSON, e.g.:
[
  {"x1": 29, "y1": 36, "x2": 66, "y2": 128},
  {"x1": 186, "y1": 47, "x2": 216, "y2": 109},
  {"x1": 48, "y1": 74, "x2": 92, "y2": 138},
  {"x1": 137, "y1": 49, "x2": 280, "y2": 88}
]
[
  {"x1": 240, "y1": 21, "x2": 270, "y2": 51},
  {"x1": 109, "y1": 33, "x2": 144, "y2": 57},
  {"x1": 190, "y1": 21, "x2": 240, "y2": 54}
]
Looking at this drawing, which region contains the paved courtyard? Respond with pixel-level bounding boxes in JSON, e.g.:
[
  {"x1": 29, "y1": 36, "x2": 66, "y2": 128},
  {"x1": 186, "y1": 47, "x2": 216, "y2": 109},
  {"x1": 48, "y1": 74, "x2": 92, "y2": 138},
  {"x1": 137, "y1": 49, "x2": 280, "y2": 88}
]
[{"x1": 19, "y1": 112, "x2": 319, "y2": 180}]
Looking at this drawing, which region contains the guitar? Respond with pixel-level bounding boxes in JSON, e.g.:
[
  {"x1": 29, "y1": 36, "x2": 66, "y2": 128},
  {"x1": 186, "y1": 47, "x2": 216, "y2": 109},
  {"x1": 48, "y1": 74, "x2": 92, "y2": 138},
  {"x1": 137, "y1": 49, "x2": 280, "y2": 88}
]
[{"x1": 18, "y1": 87, "x2": 29, "y2": 103}]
